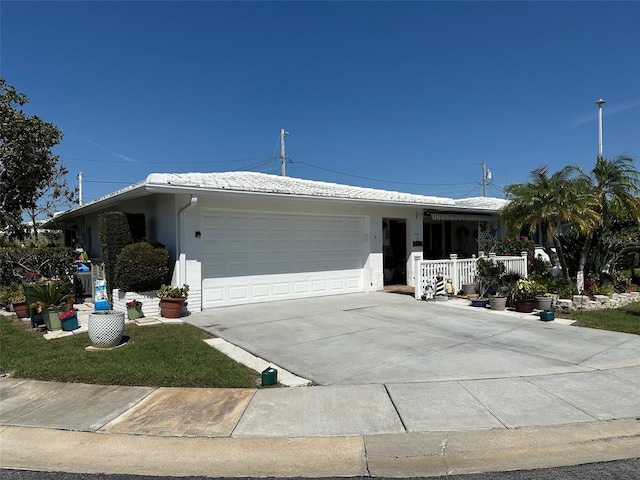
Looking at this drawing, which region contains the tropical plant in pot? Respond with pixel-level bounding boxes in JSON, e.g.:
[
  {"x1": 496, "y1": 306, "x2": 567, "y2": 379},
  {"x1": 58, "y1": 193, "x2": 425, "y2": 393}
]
[
  {"x1": 156, "y1": 284, "x2": 189, "y2": 318},
  {"x1": 28, "y1": 280, "x2": 74, "y2": 331}
]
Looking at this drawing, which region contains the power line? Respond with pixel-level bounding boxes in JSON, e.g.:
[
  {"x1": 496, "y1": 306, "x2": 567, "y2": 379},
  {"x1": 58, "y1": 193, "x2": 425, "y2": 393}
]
[
  {"x1": 83, "y1": 180, "x2": 130, "y2": 184},
  {"x1": 291, "y1": 133, "x2": 478, "y2": 169},
  {"x1": 292, "y1": 160, "x2": 477, "y2": 187},
  {"x1": 61, "y1": 156, "x2": 273, "y2": 165}
]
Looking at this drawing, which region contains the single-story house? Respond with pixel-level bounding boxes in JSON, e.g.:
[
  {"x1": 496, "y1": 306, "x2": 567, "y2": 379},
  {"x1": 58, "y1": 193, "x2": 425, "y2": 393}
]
[{"x1": 45, "y1": 172, "x2": 508, "y2": 310}]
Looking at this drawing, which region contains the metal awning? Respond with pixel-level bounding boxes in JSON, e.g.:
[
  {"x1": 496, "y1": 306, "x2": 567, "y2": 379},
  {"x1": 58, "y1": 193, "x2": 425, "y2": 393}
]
[{"x1": 426, "y1": 212, "x2": 495, "y2": 221}]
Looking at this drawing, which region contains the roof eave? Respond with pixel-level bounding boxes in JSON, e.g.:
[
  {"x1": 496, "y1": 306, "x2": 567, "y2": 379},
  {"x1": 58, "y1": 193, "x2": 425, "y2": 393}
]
[
  {"x1": 42, "y1": 184, "x2": 150, "y2": 228},
  {"x1": 145, "y1": 183, "x2": 493, "y2": 211}
]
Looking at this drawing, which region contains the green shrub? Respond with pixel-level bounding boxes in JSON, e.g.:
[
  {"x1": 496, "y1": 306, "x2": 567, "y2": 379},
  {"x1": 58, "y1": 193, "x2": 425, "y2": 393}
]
[
  {"x1": 0, "y1": 245, "x2": 75, "y2": 286},
  {"x1": 547, "y1": 278, "x2": 578, "y2": 299},
  {"x1": 0, "y1": 283, "x2": 24, "y2": 308},
  {"x1": 98, "y1": 212, "x2": 133, "y2": 301},
  {"x1": 125, "y1": 213, "x2": 146, "y2": 243},
  {"x1": 115, "y1": 242, "x2": 169, "y2": 292}
]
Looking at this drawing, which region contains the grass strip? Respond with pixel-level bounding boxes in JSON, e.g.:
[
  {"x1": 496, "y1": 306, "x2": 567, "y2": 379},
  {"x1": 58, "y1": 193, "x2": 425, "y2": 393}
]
[
  {"x1": 560, "y1": 301, "x2": 640, "y2": 335},
  {"x1": 0, "y1": 317, "x2": 260, "y2": 388}
]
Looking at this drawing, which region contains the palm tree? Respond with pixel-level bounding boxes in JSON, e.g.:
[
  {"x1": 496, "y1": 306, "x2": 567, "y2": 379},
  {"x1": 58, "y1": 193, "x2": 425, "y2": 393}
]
[
  {"x1": 576, "y1": 155, "x2": 640, "y2": 274},
  {"x1": 502, "y1": 165, "x2": 599, "y2": 280}
]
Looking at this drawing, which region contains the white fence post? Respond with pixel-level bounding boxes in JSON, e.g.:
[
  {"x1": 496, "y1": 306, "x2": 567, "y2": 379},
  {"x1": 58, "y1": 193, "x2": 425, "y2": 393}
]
[
  {"x1": 449, "y1": 253, "x2": 459, "y2": 293},
  {"x1": 521, "y1": 251, "x2": 529, "y2": 279},
  {"x1": 414, "y1": 255, "x2": 423, "y2": 300}
]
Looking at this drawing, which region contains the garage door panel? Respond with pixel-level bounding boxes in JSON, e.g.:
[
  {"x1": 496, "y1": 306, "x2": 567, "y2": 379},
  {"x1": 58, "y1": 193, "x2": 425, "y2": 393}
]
[
  {"x1": 201, "y1": 211, "x2": 366, "y2": 307},
  {"x1": 202, "y1": 268, "x2": 364, "y2": 308}
]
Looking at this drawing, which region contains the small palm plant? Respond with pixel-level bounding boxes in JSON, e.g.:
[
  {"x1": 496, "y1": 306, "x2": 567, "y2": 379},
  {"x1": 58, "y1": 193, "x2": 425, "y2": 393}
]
[{"x1": 29, "y1": 281, "x2": 74, "y2": 309}]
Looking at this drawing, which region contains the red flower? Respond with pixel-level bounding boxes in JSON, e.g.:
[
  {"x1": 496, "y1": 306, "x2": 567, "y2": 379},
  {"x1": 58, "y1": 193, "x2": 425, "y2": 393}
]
[{"x1": 59, "y1": 310, "x2": 75, "y2": 320}]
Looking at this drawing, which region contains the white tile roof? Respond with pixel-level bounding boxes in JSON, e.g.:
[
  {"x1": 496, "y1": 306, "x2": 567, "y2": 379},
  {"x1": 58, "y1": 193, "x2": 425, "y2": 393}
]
[{"x1": 145, "y1": 172, "x2": 507, "y2": 211}]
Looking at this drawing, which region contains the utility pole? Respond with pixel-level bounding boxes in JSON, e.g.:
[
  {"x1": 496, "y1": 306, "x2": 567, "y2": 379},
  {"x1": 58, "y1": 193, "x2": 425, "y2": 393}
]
[
  {"x1": 280, "y1": 128, "x2": 286, "y2": 176},
  {"x1": 78, "y1": 171, "x2": 83, "y2": 205},
  {"x1": 595, "y1": 99, "x2": 606, "y2": 159},
  {"x1": 481, "y1": 162, "x2": 489, "y2": 197}
]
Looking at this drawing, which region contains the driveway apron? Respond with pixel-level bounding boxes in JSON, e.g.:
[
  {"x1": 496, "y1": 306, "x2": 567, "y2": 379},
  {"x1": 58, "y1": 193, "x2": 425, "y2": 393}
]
[{"x1": 186, "y1": 292, "x2": 640, "y2": 386}]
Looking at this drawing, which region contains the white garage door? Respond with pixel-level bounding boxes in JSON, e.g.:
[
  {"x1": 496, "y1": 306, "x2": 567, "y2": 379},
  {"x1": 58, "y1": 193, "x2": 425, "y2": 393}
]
[{"x1": 201, "y1": 211, "x2": 366, "y2": 308}]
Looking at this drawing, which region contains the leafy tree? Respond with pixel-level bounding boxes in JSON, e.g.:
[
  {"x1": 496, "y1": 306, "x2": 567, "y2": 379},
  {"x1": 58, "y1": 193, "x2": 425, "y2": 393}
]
[
  {"x1": 503, "y1": 156, "x2": 640, "y2": 282},
  {"x1": 25, "y1": 164, "x2": 77, "y2": 239},
  {"x1": 501, "y1": 165, "x2": 599, "y2": 280},
  {"x1": 573, "y1": 155, "x2": 640, "y2": 275},
  {"x1": 0, "y1": 77, "x2": 70, "y2": 240}
]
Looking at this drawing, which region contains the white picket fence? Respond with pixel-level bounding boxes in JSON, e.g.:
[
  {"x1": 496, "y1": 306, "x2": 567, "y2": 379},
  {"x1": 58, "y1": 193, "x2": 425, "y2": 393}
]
[{"x1": 414, "y1": 252, "x2": 528, "y2": 300}]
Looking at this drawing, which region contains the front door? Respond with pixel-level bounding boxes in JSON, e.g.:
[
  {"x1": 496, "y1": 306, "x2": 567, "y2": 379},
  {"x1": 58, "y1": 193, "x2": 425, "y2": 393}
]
[{"x1": 382, "y1": 218, "x2": 407, "y2": 284}]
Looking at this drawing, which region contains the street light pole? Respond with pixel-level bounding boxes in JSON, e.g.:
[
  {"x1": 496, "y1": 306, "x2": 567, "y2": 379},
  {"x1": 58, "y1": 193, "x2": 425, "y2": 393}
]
[{"x1": 595, "y1": 99, "x2": 606, "y2": 159}]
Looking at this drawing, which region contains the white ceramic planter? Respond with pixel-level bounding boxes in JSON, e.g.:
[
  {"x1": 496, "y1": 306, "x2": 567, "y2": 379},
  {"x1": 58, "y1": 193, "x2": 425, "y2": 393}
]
[{"x1": 88, "y1": 311, "x2": 125, "y2": 348}]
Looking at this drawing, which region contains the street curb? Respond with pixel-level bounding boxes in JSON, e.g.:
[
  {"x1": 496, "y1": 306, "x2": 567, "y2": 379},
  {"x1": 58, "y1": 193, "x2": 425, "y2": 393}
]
[{"x1": 1, "y1": 419, "x2": 639, "y2": 477}]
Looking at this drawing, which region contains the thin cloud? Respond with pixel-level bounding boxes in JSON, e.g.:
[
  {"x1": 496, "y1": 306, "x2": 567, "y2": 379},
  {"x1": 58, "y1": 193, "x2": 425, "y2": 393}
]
[
  {"x1": 570, "y1": 100, "x2": 640, "y2": 128},
  {"x1": 76, "y1": 134, "x2": 137, "y2": 162}
]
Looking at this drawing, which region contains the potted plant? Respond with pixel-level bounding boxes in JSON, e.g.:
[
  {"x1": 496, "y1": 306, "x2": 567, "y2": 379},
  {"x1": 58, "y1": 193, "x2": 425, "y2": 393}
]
[
  {"x1": 473, "y1": 258, "x2": 505, "y2": 307},
  {"x1": 22, "y1": 273, "x2": 48, "y2": 325},
  {"x1": 59, "y1": 309, "x2": 79, "y2": 331},
  {"x1": 28, "y1": 280, "x2": 74, "y2": 331},
  {"x1": 535, "y1": 292, "x2": 552, "y2": 311},
  {"x1": 126, "y1": 299, "x2": 144, "y2": 320},
  {"x1": 1, "y1": 284, "x2": 28, "y2": 318},
  {"x1": 489, "y1": 285, "x2": 511, "y2": 311},
  {"x1": 157, "y1": 284, "x2": 189, "y2": 318},
  {"x1": 513, "y1": 279, "x2": 537, "y2": 313}
]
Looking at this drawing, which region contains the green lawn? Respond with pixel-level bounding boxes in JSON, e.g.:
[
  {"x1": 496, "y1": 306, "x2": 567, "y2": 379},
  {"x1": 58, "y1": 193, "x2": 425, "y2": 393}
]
[
  {"x1": 3, "y1": 302, "x2": 638, "y2": 388},
  {"x1": 0, "y1": 317, "x2": 260, "y2": 388},
  {"x1": 559, "y1": 301, "x2": 640, "y2": 335}
]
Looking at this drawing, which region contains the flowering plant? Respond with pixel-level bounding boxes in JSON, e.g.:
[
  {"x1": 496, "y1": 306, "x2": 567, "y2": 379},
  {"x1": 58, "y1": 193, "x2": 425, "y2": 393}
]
[
  {"x1": 126, "y1": 299, "x2": 143, "y2": 309},
  {"x1": 157, "y1": 284, "x2": 189, "y2": 298},
  {"x1": 22, "y1": 272, "x2": 49, "y2": 286},
  {"x1": 59, "y1": 309, "x2": 76, "y2": 320},
  {"x1": 514, "y1": 279, "x2": 536, "y2": 300}
]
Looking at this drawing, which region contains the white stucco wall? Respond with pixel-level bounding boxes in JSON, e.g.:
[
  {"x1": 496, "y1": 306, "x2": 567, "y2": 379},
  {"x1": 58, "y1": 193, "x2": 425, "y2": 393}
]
[
  {"x1": 176, "y1": 194, "x2": 426, "y2": 309},
  {"x1": 70, "y1": 189, "x2": 500, "y2": 310}
]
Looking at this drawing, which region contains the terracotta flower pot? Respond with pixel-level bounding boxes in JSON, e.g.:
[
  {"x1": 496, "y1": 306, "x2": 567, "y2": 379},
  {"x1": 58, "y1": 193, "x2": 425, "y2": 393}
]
[
  {"x1": 12, "y1": 301, "x2": 28, "y2": 318},
  {"x1": 159, "y1": 297, "x2": 186, "y2": 318}
]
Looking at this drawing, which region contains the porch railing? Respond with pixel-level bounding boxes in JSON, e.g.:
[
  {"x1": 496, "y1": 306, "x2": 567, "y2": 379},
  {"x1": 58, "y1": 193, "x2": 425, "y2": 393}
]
[{"x1": 414, "y1": 252, "x2": 528, "y2": 300}]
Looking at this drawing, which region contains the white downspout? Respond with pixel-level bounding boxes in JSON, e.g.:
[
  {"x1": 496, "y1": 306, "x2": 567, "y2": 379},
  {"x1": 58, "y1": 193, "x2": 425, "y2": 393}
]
[{"x1": 177, "y1": 195, "x2": 198, "y2": 286}]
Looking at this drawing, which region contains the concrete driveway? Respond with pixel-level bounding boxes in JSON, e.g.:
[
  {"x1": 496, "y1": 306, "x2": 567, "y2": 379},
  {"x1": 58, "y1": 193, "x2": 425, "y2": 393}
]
[{"x1": 186, "y1": 292, "x2": 640, "y2": 386}]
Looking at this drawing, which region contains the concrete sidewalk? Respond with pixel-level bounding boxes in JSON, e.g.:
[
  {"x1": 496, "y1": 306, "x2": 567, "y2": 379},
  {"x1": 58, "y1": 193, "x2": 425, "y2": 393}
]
[
  {"x1": 1, "y1": 378, "x2": 639, "y2": 477},
  {"x1": 1, "y1": 292, "x2": 640, "y2": 477}
]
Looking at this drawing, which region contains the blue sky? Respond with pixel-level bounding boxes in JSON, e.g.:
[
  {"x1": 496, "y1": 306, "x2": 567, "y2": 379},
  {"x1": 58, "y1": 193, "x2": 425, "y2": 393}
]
[{"x1": 2, "y1": 1, "x2": 639, "y2": 204}]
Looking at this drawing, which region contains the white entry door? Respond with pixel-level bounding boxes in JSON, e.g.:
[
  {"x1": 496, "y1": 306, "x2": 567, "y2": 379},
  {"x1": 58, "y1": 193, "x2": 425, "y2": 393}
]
[{"x1": 201, "y1": 211, "x2": 366, "y2": 307}]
